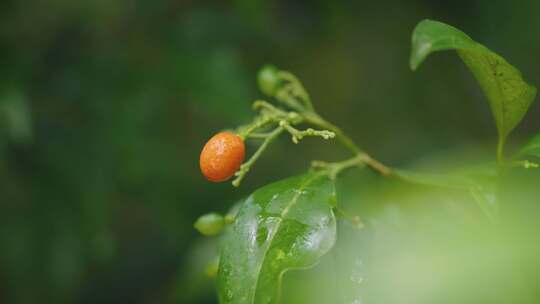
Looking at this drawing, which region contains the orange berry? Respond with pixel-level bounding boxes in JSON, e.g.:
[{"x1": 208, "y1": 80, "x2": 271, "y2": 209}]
[{"x1": 200, "y1": 131, "x2": 245, "y2": 182}]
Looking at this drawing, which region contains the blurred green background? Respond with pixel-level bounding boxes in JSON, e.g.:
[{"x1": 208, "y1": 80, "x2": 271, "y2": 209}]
[{"x1": 1, "y1": 0, "x2": 540, "y2": 303}]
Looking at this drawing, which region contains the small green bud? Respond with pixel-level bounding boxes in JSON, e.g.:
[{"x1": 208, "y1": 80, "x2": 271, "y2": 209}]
[
  {"x1": 194, "y1": 213, "x2": 225, "y2": 236},
  {"x1": 224, "y1": 214, "x2": 235, "y2": 224},
  {"x1": 523, "y1": 160, "x2": 539, "y2": 169},
  {"x1": 258, "y1": 65, "x2": 280, "y2": 96},
  {"x1": 205, "y1": 257, "x2": 220, "y2": 278}
]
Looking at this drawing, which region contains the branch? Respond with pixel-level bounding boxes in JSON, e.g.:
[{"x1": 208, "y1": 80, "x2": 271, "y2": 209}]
[{"x1": 279, "y1": 120, "x2": 335, "y2": 144}]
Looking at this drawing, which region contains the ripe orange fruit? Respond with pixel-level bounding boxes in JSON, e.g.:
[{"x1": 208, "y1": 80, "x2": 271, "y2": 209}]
[{"x1": 200, "y1": 131, "x2": 245, "y2": 182}]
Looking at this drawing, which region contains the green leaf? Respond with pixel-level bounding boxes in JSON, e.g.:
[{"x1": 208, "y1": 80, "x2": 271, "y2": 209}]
[
  {"x1": 217, "y1": 172, "x2": 337, "y2": 304},
  {"x1": 518, "y1": 133, "x2": 540, "y2": 158},
  {"x1": 410, "y1": 19, "x2": 537, "y2": 142}
]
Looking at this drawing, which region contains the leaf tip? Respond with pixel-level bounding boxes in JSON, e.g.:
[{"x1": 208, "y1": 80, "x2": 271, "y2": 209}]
[
  {"x1": 409, "y1": 57, "x2": 421, "y2": 71},
  {"x1": 409, "y1": 19, "x2": 436, "y2": 71},
  {"x1": 409, "y1": 43, "x2": 430, "y2": 71}
]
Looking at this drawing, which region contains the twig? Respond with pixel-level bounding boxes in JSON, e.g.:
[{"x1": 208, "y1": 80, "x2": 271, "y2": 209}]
[
  {"x1": 232, "y1": 126, "x2": 285, "y2": 187},
  {"x1": 279, "y1": 120, "x2": 335, "y2": 144}
]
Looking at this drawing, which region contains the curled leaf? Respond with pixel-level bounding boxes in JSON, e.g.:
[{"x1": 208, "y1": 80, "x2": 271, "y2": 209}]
[{"x1": 411, "y1": 19, "x2": 537, "y2": 144}]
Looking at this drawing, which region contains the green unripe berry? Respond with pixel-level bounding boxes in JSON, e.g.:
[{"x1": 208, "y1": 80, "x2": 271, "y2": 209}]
[
  {"x1": 194, "y1": 213, "x2": 225, "y2": 236},
  {"x1": 258, "y1": 65, "x2": 280, "y2": 96},
  {"x1": 205, "y1": 257, "x2": 219, "y2": 278}
]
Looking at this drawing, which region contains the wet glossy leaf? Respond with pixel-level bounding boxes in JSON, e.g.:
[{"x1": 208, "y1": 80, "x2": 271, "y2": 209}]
[
  {"x1": 217, "y1": 172, "x2": 337, "y2": 304},
  {"x1": 517, "y1": 133, "x2": 540, "y2": 158},
  {"x1": 410, "y1": 19, "x2": 537, "y2": 141}
]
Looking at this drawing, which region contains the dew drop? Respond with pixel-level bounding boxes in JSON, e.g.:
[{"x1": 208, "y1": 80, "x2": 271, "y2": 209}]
[{"x1": 350, "y1": 258, "x2": 364, "y2": 285}]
